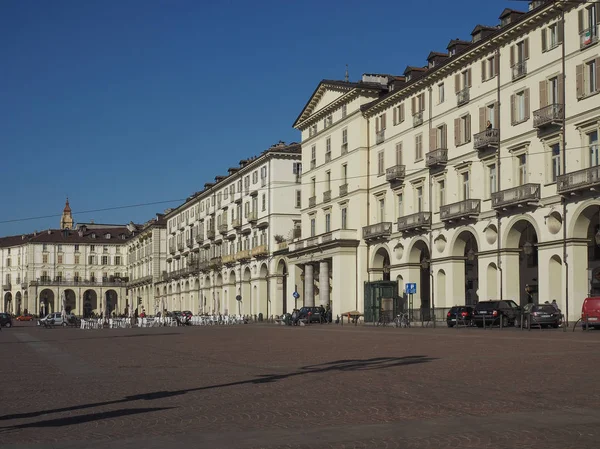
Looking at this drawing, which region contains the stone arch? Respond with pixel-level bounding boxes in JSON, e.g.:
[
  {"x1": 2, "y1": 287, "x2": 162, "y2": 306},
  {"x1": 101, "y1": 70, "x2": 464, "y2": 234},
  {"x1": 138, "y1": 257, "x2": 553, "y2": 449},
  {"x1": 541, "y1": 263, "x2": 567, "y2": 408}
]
[
  {"x1": 3, "y1": 292, "x2": 13, "y2": 315},
  {"x1": 449, "y1": 227, "x2": 481, "y2": 258},
  {"x1": 63, "y1": 289, "x2": 77, "y2": 314},
  {"x1": 504, "y1": 215, "x2": 542, "y2": 249},
  {"x1": 569, "y1": 200, "x2": 600, "y2": 239},
  {"x1": 276, "y1": 258, "x2": 287, "y2": 275},
  {"x1": 83, "y1": 289, "x2": 97, "y2": 317},
  {"x1": 15, "y1": 291, "x2": 22, "y2": 316},
  {"x1": 259, "y1": 263, "x2": 268, "y2": 278},
  {"x1": 407, "y1": 237, "x2": 430, "y2": 264},
  {"x1": 105, "y1": 289, "x2": 118, "y2": 317},
  {"x1": 372, "y1": 245, "x2": 391, "y2": 281},
  {"x1": 39, "y1": 289, "x2": 55, "y2": 316}
]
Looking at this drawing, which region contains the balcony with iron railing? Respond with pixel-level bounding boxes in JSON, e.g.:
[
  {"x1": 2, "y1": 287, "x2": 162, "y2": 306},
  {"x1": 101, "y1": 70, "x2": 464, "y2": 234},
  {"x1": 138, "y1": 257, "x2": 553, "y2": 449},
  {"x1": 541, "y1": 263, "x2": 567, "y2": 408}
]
[
  {"x1": 386, "y1": 165, "x2": 406, "y2": 183},
  {"x1": 309, "y1": 196, "x2": 316, "y2": 207},
  {"x1": 325, "y1": 152, "x2": 331, "y2": 163},
  {"x1": 31, "y1": 278, "x2": 129, "y2": 287},
  {"x1": 341, "y1": 143, "x2": 348, "y2": 155},
  {"x1": 339, "y1": 184, "x2": 348, "y2": 197},
  {"x1": 177, "y1": 242, "x2": 184, "y2": 251},
  {"x1": 376, "y1": 129, "x2": 385, "y2": 145},
  {"x1": 557, "y1": 166, "x2": 600, "y2": 195},
  {"x1": 289, "y1": 229, "x2": 358, "y2": 252},
  {"x1": 473, "y1": 128, "x2": 500, "y2": 150},
  {"x1": 232, "y1": 218, "x2": 241, "y2": 229},
  {"x1": 512, "y1": 61, "x2": 527, "y2": 80},
  {"x1": 310, "y1": 160, "x2": 316, "y2": 170},
  {"x1": 425, "y1": 148, "x2": 448, "y2": 168},
  {"x1": 218, "y1": 224, "x2": 228, "y2": 234},
  {"x1": 186, "y1": 238, "x2": 194, "y2": 248},
  {"x1": 235, "y1": 249, "x2": 251, "y2": 261},
  {"x1": 413, "y1": 112, "x2": 423, "y2": 127},
  {"x1": 209, "y1": 256, "x2": 222, "y2": 269},
  {"x1": 195, "y1": 232, "x2": 204, "y2": 244},
  {"x1": 492, "y1": 183, "x2": 540, "y2": 209},
  {"x1": 247, "y1": 210, "x2": 258, "y2": 222},
  {"x1": 397, "y1": 212, "x2": 432, "y2": 232},
  {"x1": 323, "y1": 190, "x2": 331, "y2": 203},
  {"x1": 207, "y1": 228, "x2": 216, "y2": 239},
  {"x1": 251, "y1": 244, "x2": 269, "y2": 257},
  {"x1": 440, "y1": 199, "x2": 481, "y2": 222},
  {"x1": 3, "y1": 283, "x2": 11, "y2": 291},
  {"x1": 457, "y1": 87, "x2": 470, "y2": 106},
  {"x1": 169, "y1": 244, "x2": 176, "y2": 254},
  {"x1": 580, "y1": 26, "x2": 598, "y2": 49},
  {"x1": 533, "y1": 104, "x2": 564, "y2": 128},
  {"x1": 362, "y1": 222, "x2": 392, "y2": 241}
]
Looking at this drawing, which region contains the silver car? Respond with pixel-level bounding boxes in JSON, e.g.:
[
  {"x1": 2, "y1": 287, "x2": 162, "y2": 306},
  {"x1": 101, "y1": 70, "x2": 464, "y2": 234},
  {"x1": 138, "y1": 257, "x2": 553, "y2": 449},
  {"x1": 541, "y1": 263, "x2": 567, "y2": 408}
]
[{"x1": 38, "y1": 312, "x2": 75, "y2": 327}]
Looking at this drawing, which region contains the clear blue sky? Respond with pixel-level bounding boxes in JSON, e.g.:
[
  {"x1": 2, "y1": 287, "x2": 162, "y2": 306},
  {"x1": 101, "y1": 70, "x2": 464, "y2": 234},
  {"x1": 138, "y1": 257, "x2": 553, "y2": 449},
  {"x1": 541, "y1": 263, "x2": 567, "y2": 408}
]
[{"x1": 0, "y1": 0, "x2": 520, "y2": 236}]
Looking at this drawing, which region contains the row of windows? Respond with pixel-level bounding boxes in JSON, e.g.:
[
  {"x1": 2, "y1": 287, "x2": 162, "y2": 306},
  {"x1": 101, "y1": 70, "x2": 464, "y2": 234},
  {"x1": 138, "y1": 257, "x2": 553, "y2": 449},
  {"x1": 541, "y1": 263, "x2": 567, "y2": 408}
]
[{"x1": 38, "y1": 254, "x2": 122, "y2": 266}]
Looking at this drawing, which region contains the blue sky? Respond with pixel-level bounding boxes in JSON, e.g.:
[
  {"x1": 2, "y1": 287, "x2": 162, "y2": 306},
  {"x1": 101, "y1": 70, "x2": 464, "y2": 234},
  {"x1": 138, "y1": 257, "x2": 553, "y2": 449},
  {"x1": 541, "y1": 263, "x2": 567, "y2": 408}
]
[{"x1": 0, "y1": 0, "x2": 519, "y2": 236}]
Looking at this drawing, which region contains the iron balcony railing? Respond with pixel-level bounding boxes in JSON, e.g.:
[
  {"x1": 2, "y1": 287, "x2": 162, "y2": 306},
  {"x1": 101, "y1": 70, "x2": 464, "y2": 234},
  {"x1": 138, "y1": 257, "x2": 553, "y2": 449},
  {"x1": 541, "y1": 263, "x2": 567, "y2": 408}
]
[
  {"x1": 3, "y1": 283, "x2": 11, "y2": 291},
  {"x1": 30, "y1": 279, "x2": 129, "y2": 287},
  {"x1": 308, "y1": 196, "x2": 316, "y2": 207},
  {"x1": 492, "y1": 183, "x2": 540, "y2": 209},
  {"x1": 323, "y1": 190, "x2": 331, "y2": 202},
  {"x1": 339, "y1": 184, "x2": 348, "y2": 197},
  {"x1": 195, "y1": 233, "x2": 204, "y2": 244},
  {"x1": 580, "y1": 26, "x2": 598, "y2": 49},
  {"x1": 186, "y1": 238, "x2": 194, "y2": 247},
  {"x1": 362, "y1": 222, "x2": 392, "y2": 240},
  {"x1": 533, "y1": 104, "x2": 564, "y2": 128},
  {"x1": 512, "y1": 61, "x2": 527, "y2": 80},
  {"x1": 386, "y1": 165, "x2": 406, "y2": 182},
  {"x1": 218, "y1": 224, "x2": 228, "y2": 234},
  {"x1": 376, "y1": 129, "x2": 385, "y2": 145},
  {"x1": 251, "y1": 244, "x2": 269, "y2": 257},
  {"x1": 207, "y1": 229, "x2": 216, "y2": 239},
  {"x1": 325, "y1": 152, "x2": 331, "y2": 162},
  {"x1": 413, "y1": 112, "x2": 423, "y2": 127},
  {"x1": 222, "y1": 254, "x2": 236, "y2": 264},
  {"x1": 341, "y1": 143, "x2": 348, "y2": 155},
  {"x1": 247, "y1": 210, "x2": 258, "y2": 222},
  {"x1": 169, "y1": 244, "x2": 176, "y2": 254},
  {"x1": 235, "y1": 250, "x2": 251, "y2": 261},
  {"x1": 177, "y1": 242, "x2": 184, "y2": 251},
  {"x1": 232, "y1": 218, "x2": 241, "y2": 229},
  {"x1": 557, "y1": 166, "x2": 600, "y2": 195},
  {"x1": 397, "y1": 212, "x2": 432, "y2": 232},
  {"x1": 457, "y1": 87, "x2": 470, "y2": 106},
  {"x1": 440, "y1": 199, "x2": 481, "y2": 222},
  {"x1": 426, "y1": 149, "x2": 448, "y2": 168},
  {"x1": 473, "y1": 128, "x2": 500, "y2": 150}
]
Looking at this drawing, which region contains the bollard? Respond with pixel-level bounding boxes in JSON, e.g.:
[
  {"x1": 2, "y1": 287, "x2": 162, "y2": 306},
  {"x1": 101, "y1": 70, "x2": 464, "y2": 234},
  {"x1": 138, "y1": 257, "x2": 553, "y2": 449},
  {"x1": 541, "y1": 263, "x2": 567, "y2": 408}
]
[{"x1": 500, "y1": 314, "x2": 503, "y2": 330}]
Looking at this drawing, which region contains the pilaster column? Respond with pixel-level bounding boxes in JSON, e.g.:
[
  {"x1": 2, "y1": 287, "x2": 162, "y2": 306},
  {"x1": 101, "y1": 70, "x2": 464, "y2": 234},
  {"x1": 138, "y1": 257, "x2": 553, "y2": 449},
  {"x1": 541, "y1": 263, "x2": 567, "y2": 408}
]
[
  {"x1": 319, "y1": 261, "x2": 330, "y2": 307},
  {"x1": 305, "y1": 264, "x2": 314, "y2": 307}
]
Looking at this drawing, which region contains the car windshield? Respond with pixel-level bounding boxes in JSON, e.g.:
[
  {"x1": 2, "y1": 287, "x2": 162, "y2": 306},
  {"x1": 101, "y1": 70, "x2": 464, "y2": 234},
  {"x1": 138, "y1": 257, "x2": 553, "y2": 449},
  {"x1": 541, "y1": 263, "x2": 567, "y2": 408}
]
[
  {"x1": 536, "y1": 305, "x2": 555, "y2": 313},
  {"x1": 476, "y1": 302, "x2": 499, "y2": 310}
]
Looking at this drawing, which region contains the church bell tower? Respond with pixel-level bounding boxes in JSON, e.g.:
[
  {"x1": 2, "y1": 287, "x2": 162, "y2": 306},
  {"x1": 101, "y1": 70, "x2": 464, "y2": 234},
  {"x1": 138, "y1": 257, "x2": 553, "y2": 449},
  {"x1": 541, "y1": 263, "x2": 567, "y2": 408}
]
[{"x1": 60, "y1": 198, "x2": 73, "y2": 230}]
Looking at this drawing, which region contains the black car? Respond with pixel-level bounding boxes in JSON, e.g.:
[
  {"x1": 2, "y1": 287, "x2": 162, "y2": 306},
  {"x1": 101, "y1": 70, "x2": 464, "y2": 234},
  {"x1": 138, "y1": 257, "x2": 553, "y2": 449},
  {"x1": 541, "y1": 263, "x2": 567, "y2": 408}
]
[
  {"x1": 0, "y1": 312, "x2": 13, "y2": 328},
  {"x1": 516, "y1": 303, "x2": 560, "y2": 328},
  {"x1": 297, "y1": 307, "x2": 324, "y2": 323},
  {"x1": 446, "y1": 306, "x2": 474, "y2": 327},
  {"x1": 472, "y1": 300, "x2": 518, "y2": 327}
]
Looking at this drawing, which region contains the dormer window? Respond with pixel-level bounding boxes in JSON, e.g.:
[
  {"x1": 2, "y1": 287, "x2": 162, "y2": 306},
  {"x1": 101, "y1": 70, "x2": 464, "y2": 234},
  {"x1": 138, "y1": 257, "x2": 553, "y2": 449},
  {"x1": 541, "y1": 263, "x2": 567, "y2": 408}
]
[
  {"x1": 406, "y1": 74, "x2": 411, "y2": 81},
  {"x1": 121, "y1": 234, "x2": 126, "y2": 240},
  {"x1": 91, "y1": 233, "x2": 96, "y2": 239},
  {"x1": 105, "y1": 233, "x2": 111, "y2": 239}
]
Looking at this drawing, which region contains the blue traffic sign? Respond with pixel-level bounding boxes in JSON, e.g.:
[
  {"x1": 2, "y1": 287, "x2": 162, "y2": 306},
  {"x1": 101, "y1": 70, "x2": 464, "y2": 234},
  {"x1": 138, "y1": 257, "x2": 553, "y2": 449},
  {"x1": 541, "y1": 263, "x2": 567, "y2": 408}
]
[
  {"x1": 405, "y1": 283, "x2": 417, "y2": 295},
  {"x1": 293, "y1": 291, "x2": 300, "y2": 299}
]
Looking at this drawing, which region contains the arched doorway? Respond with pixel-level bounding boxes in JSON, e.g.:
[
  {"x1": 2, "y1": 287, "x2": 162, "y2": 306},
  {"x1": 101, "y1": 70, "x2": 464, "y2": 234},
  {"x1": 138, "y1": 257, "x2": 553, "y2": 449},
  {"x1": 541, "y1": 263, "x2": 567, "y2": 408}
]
[
  {"x1": 15, "y1": 292, "x2": 22, "y2": 316},
  {"x1": 4, "y1": 292, "x2": 13, "y2": 315},
  {"x1": 408, "y1": 239, "x2": 431, "y2": 320},
  {"x1": 83, "y1": 289, "x2": 97, "y2": 317},
  {"x1": 452, "y1": 230, "x2": 479, "y2": 305},
  {"x1": 105, "y1": 290, "x2": 118, "y2": 317},
  {"x1": 277, "y1": 260, "x2": 288, "y2": 314},
  {"x1": 242, "y1": 267, "x2": 251, "y2": 315},
  {"x1": 39, "y1": 289, "x2": 54, "y2": 316},
  {"x1": 571, "y1": 204, "x2": 600, "y2": 297},
  {"x1": 506, "y1": 219, "x2": 539, "y2": 306},
  {"x1": 63, "y1": 289, "x2": 77, "y2": 314},
  {"x1": 372, "y1": 247, "x2": 391, "y2": 281}
]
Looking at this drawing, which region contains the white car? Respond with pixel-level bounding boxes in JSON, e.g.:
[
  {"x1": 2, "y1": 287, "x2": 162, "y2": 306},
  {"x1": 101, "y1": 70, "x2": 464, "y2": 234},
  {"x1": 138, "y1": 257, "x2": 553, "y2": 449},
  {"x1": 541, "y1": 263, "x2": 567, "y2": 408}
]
[{"x1": 38, "y1": 312, "x2": 75, "y2": 327}]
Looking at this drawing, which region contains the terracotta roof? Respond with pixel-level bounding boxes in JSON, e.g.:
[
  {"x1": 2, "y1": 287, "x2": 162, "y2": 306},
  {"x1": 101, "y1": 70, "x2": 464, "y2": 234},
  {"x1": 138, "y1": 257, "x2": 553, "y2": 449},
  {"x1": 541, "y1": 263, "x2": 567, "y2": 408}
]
[{"x1": 0, "y1": 226, "x2": 134, "y2": 248}]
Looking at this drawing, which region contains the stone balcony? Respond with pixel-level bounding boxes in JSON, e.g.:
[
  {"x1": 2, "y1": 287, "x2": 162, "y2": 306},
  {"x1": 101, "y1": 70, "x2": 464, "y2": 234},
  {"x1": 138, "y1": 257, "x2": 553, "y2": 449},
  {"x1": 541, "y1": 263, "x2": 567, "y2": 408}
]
[
  {"x1": 235, "y1": 249, "x2": 251, "y2": 261},
  {"x1": 308, "y1": 196, "x2": 316, "y2": 207},
  {"x1": 440, "y1": 199, "x2": 481, "y2": 222},
  {"x1": 207, "y1": 229, "x2": 216, "y2": 239},
  {"x1": 386, "y1": 165, "x2": 405, "y2": 183},
  {"x1": 218, "y1": 224, "x2": 228, "y2": 234},
  {"x1": 362, "y1": 222, "x2": 392, "y2": 241},
  {"x1": 232, "y1": 218, "x2": 241, "y2": 229},
  {"x1": 186, "y1": 238, "x2": 194, "y2": 247},
  {"x1": 376, "y1": 129, "x2": 385, "y2": 145},
  {"x1": 3, "y1": 283, "x2": 11, "y2": 291},
  {"x1": 397, "y1": 212, "x2": 432, "y2": 232},
  {"x1": 177, "y1": 242, "x2": 184, "y2": 251},
  {"x1": 492, "y1": 184, "x2": 540, "y2": 210},
  {"x1": 557, "y1": 166, "x2": 600, "y2": 195},
  {"x1": 533, "y1": 104, "x2": 564, "y2": 129},
  {"x1": 323, "y1": 190, "x2": 331, "y2": 203},
  {"x1": 248, "y1": 211, "x2": 258, "y2": 222},
  {"x1": 473, "y1": 128, "x2": 499, "y2": 151},
  {"x1": 289, "y1": 229, "x2": 358, "y2": 252},
  {"x1": 222, "y1": 254, "x2": 236, "y2": 265},
  {"x1": 425, "y1": 149, "x2": 448, "y2": 168},
  {"x1": 195, "y1": 233, "x2": 204, "y2": 244},
  {"x1": 251, "y1": 244, "x2": 269, "y2": 257},
  {"x1": 339, "y1": 184, "x2": 348, "y2": 197},
  {"x1": 413, "y1": 112, "x2": 423, "y2": 127},
  {"x1": 169, "y1": 245, "x2": 176, "y2": 254}
]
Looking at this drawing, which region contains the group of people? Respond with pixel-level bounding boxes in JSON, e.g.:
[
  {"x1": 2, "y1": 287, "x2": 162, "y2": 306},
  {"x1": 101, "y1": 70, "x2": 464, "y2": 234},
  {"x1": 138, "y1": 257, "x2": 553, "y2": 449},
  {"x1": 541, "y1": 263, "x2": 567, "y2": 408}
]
[{"x1": 289, "y1": 304, "x2": 333, "y2": 325}]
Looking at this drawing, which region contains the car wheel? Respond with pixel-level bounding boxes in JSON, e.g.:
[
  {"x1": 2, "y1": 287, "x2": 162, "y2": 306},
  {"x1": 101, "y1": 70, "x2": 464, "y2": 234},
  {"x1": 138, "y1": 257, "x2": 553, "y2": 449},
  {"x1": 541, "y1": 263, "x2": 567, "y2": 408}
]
[
  {"x1": 5, "y1": 322, "x2": 12, "y2": 328},
  {"x1": 62, "y1": 322, "x2": 68, "y2": 327},
  {"x1": 447, "y1": 323, "x2": 454, "y2": 328},
  {"x1": 501, "y1": 316, "x2": 509, "y2": 328}
]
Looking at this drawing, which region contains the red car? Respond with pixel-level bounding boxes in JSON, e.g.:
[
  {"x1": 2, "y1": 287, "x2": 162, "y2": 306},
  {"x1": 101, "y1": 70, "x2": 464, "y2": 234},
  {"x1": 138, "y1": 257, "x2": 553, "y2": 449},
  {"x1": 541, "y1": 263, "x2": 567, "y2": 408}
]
[
  {"x1": 16, "y1": 314, "x2": 34, "y2": 321},
  {"x1": 582, "y1": 297, "x2": 600, "y2": 329}
]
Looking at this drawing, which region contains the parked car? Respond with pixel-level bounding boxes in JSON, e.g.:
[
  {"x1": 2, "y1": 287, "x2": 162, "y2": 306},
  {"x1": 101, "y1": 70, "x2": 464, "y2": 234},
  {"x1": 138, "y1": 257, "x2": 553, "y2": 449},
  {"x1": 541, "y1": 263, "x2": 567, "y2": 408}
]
[
  {"x1": 38, "y1": 312, "x2": 76, "y2": 327},
  {"x1": 581, "y1": 297, "x2": 600, "y2": 329},
  {"x1": 0, "y1": 312, "x2": 13, "y2": 328},
  {"x1": 446, "y1": 306, "x2": 474, "y2": 327},
  {"x1": 297, "y1": 307, "x2": 324, "y2": 323},
  {"x1": 16, "y1": 314, "x2": 34, "y2": 321},
  {"x1": 516, "y1": 303, "x2": 560, "y2": 328},
  {"x1": 472, "y1": 300, "x2": 519, "y2": 327}
]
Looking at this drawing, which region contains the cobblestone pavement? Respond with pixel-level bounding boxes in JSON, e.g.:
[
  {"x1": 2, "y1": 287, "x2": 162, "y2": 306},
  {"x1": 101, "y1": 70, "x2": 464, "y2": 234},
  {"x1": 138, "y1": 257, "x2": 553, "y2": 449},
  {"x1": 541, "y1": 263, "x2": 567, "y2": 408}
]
[{"x1": 1, "y1": 322, "x2": 599, "y2": 448}]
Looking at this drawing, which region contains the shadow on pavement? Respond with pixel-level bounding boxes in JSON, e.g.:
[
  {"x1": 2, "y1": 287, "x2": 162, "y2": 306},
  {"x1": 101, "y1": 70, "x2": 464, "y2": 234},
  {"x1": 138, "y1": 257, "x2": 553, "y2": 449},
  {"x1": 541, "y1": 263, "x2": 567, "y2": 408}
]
[
  {"x1": 0, "y1": 355, "x2": 435, "y2": 425},
  {"x1": 0, "y1": 407, "x2": 174, "y2": 432}
]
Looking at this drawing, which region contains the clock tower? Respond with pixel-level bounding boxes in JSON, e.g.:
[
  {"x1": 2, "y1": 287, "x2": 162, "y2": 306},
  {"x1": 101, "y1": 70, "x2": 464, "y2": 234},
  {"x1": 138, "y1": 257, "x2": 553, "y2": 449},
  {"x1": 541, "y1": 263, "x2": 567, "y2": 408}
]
[{"x1": 60, "y1": 198, "x2": 74, "y2": 230}]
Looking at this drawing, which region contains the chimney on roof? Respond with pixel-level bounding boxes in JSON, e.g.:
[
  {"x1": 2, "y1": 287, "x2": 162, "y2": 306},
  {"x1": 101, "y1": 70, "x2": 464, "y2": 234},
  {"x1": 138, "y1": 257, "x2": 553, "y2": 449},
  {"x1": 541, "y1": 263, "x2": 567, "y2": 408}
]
[
  {"x1": 21, "y1": 235, "x2": 25, "y2": 240},
  {"x1": 47, "y1": 229, "x2": 51, "y2": 235},
  {"x1": 90, "y1": 219, "x2": 94, "y2": 224}
]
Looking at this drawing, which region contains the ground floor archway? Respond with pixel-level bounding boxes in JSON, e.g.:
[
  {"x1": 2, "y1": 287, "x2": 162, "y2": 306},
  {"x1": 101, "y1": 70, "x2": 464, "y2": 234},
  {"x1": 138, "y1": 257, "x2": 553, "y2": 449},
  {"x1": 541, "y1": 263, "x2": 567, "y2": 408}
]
[{"x1": 39, "y1": 289, "x2": 54, "y2": 316}]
